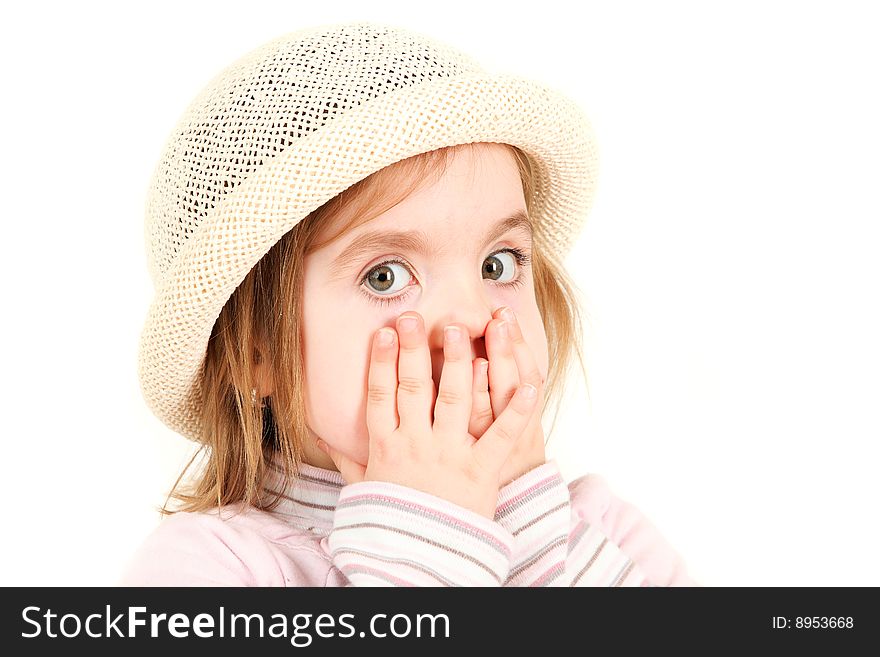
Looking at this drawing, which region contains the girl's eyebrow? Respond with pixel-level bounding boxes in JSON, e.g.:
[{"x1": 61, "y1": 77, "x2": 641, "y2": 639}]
[{"x1": 328, "y1": 209, "x2": 532, "y2": 279}]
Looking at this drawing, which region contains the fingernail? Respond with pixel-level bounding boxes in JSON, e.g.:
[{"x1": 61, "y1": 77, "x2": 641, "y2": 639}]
[
  {"x1": 376, "y1": 328, "x2": 394, "y2": 346},
  {"x1": 480, "y1": 359, "x2": 489, "y2": 375},
  {"x1": 316, "y1": 439, "x2": 328, "y2": 454},
  {"x1": 500, "y1": 306, "x2": 515, "y2": 323},
  {"x1": 444, "y1": 325, "x2": 461, "y2": 342},
  {"x1": 399, "y1": 315, "x2": 418, "y2": 333},
  {"x1": 520, "y1": 383, "x2": 537, "y2": 399}
]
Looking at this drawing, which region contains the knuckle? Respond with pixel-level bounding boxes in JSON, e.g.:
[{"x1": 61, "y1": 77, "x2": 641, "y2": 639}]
[
  {"x1": 405, "y1": 437, "x2": 425, "y2": 462},
  {"x1": 501, "y1": 388, "x2": 517, "y2": 407},
  {"x1": 372, "y1": 438, "x2": 400, "y2": 467},
  {"x1": 461, "y1": 463, "x2": 485, "y2": 486},
  {"x1": 436, "y1": 387, "x2": 464, "y2": 406},
  {"x1": 521, "y1": 367, "x2": 543, "y2": 388},
  {"x1": 436, "y1": 449, "x2": 453, "y2": 468},
  {"x1": 367, "y1": 384, "x2": 391, "y2": 404},
  {"x1": 370, "y1": 435, "x2": 389, "y2": 457},
  {"x1": 469, "y1": 451, "x2": 487, "y2": 474},
  {"x1": 473, "y1": 405, "x2": 494, "y2": 423},
  {"x1": 463, "y1": 467, "x2": 483, "y2": 484},
  {"x1": 397, "y1": 375, "x2": 425, "y2": 396},
  {"x1": 492, "y1": 422, "x2": 516, "y2": 444}
]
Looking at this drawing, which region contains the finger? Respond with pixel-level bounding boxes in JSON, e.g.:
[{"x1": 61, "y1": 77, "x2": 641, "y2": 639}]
[
  {"x1": 317, "y1": 439, "x2": 366, "y2": 485},
  {"x1": 486, "y1": 317, "x2": 520, "y2": 417},
  {"x1": 469, "y1": 358, "x2": 494, "y2": 438},
  {"x1": 396, "y1": 312, "x2": 433, "y2": 436},
  {"x1": 366, "y1": 326, "x2": 400, "y2": 440},
  {"x1": 473, "y1": 383, "x2": 539, "y2": 471},
  {"x1": 499, "y1": 307, "x2": 545, "y2": 397},
  {"x1": 432, "y1": 324, "x2": 474, "y2": 439}
]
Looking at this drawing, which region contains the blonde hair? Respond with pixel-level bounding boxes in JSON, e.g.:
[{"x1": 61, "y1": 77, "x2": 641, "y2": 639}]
[{"x1": 161, "y1": 142, "x2": 589, "y2": 515}]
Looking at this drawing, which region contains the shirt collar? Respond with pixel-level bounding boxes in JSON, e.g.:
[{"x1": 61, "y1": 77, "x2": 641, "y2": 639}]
[{"x1": 262, "y1": 459, "x2": 346, "y2": 537}]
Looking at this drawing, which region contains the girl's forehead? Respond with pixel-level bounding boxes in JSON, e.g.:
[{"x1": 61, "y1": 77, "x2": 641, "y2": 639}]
[
  {"x1": 365, "y1": 162, "x2": 523, "y2": 227},
  {"x1": 313, "y1": 143, "x2": 526, "y2": 250}
]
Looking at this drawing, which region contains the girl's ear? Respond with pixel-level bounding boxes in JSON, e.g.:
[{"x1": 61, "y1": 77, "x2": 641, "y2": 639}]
[{"x1": 253, "y1": 344, "x2": 275, "y2": 398}]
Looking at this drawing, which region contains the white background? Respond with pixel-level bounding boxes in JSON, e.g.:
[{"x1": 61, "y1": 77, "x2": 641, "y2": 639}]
[{"x1": 2, "y1": 0, "x2": 877, "y2": 586}]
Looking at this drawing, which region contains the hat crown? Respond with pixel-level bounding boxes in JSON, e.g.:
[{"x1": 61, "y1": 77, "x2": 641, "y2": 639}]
[{"x1": 144, "y1": 21, "x2": 483, "y2": 286}]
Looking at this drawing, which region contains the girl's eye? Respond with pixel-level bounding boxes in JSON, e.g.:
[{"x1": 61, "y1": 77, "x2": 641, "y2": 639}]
[
  {"x1": 364, "y1": 260, "x2": 412, "y2": 296},
  {"x1": 482, "y1": 250, "x2": 518, "y2": 284},
  {"x1": 359, "y1": 247, "x2": 531, "y2": 307}
]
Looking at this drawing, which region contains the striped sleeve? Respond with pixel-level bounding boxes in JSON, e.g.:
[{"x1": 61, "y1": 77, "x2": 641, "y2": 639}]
[
  {"x1": 568, "y1": 472, "x2": 700, "y2": 587},
  {"x1": 496, "y1": 460, "x2": 692, "y2": 587},
  {"x1": 327, "y1": 480, "x2": 514, "y2": 586},
  {"x1": 494, "y1": 462, "x2": 571, "y2": 586}
]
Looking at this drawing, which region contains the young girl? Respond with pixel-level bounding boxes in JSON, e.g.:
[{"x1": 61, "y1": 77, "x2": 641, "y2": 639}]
[{"x1": 124, "y1": 20, "x2": 697, "y2": 586}]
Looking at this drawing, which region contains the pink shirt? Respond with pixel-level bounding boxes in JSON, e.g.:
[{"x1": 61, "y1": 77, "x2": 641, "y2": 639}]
[{"x1": 120, "y1": 460, "x2": 697, "y2": 586}]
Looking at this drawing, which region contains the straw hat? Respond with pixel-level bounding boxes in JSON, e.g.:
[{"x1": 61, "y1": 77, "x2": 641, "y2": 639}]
[{"x1": 139, "y1": 20, "x2": 600, "y2": 442}]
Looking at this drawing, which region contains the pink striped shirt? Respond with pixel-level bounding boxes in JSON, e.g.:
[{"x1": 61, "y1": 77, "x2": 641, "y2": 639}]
[{"x1": 120, "y1": 460, "x2": 698, "y2": 586}]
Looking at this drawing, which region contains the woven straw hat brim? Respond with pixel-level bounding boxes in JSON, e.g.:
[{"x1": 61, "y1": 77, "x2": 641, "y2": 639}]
[{"x1": 139, "y1": 66, "x2": 599, "y2": 442}]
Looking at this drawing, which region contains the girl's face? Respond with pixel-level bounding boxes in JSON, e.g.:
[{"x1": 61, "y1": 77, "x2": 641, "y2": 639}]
[{"x1": 299, "y1": 143, "x2": 549, "y2": 469}]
